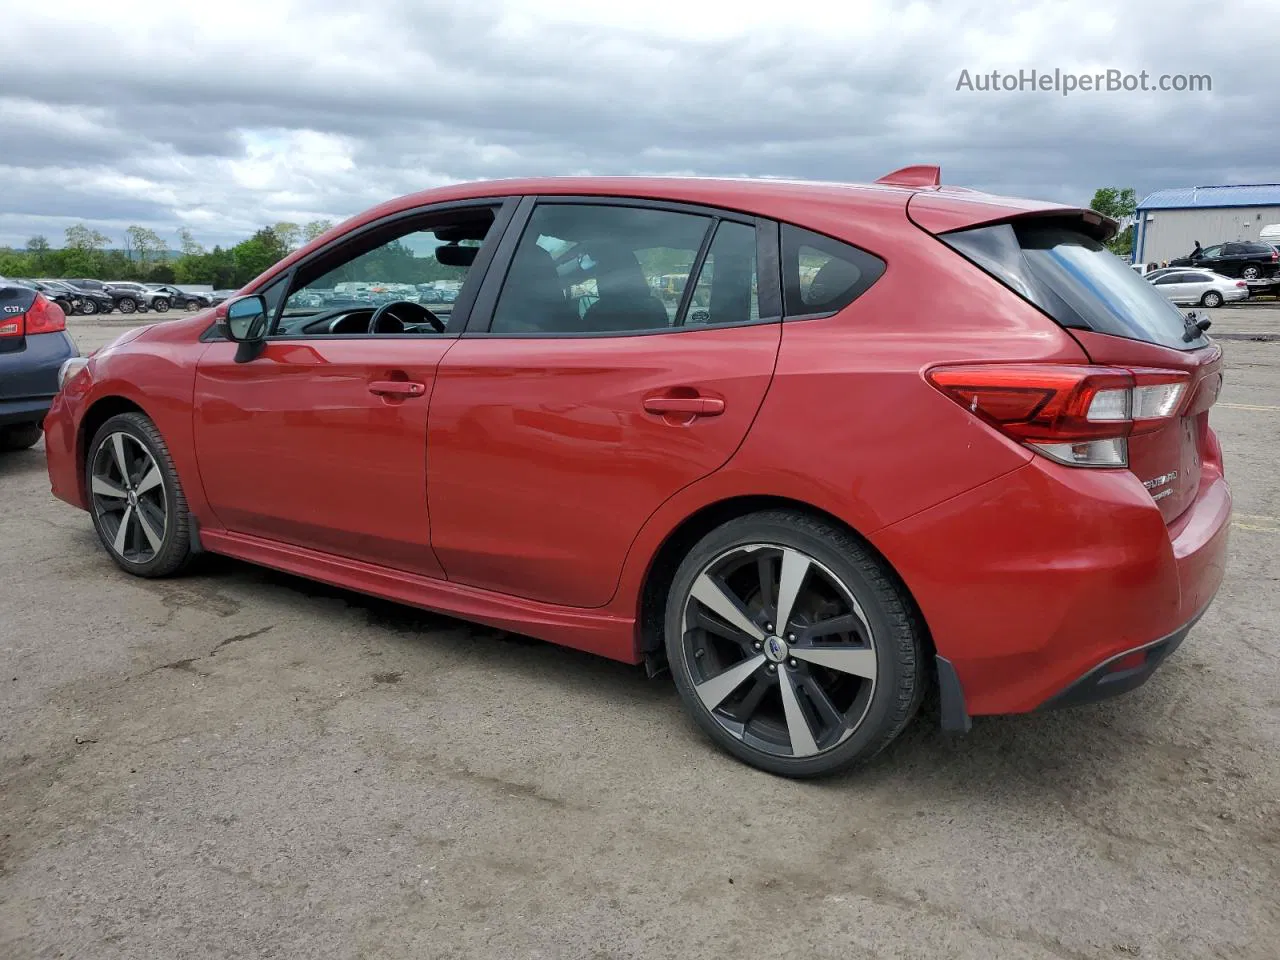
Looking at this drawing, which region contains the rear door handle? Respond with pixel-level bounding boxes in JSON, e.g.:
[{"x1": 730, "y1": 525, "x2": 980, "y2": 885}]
[
  {"x1": 369, "y1": 380, "x2": 427, "y2": 397},
  {"x1": 643, "y1": 396, "x2": 725, "y2": 417}
]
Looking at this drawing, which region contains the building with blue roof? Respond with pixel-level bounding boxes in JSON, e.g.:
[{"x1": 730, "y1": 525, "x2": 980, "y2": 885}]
[{"x1": 1133, "y1": 183, "x2": 1280, "y2": 265}]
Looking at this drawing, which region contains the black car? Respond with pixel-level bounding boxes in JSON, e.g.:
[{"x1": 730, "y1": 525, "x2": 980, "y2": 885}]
[
  {"x1": 39, "y1": 280, "x2": 114, "y2": 315},
  {"x1": 1170, "y1": 241, "x2": 1280, "y2": 280},
  {"x1": 145, "y1": 284, "x2": 214, "y2": 310},
  {"x1": 65, "y1": 279, "x2": 149, "y2": 314},
  {"x1": 12, "y1": 279, "x2": 81, "y2": 316},
  {"x1": 0, "y1": 280, "x2": 78, "y2": 451}
]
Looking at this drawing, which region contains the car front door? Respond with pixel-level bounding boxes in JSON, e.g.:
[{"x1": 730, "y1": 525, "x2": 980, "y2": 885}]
[
  {"x1": 426, "y1": 198, "x2": 783, "y2": 607},
  {"x1": 192, "y1": 200, "x2": 514, "y2": 577}
]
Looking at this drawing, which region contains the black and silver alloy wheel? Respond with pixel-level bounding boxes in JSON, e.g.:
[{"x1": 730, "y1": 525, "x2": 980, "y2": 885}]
[
  {"x1": 666, "y1": 511, "x2": 923, "y2": 778},
  {"x1": 91, "y1": 431, "x2": 167, "y2": 563},
  {"x1": 117, "y1": 297, "x2": 137, "y2": 314},
  {"x1": 87, "y1": 412, "x2": 193, "y2": 577}
]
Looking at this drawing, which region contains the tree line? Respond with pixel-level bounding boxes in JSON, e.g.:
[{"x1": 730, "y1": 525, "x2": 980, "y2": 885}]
[{"x1": 0, "y1": 220, "x2": 334, "y2": 288}]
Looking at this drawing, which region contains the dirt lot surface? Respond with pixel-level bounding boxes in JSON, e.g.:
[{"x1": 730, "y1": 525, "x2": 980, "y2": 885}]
[{"x1": 1, "y1": 319, "x2": 1277, "y2": 959}]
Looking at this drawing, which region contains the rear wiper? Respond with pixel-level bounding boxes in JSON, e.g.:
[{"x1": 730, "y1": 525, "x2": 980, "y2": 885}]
[{"x1": 1183, "y1": 310, "x2": 1212, "y2": 342}]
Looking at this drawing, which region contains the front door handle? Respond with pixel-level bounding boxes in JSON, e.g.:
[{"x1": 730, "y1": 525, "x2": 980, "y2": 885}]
[
  {"x1": 643, "y1": 396, "x2": 725, "y2": 417},
  {"x1": 369, "y1": 380, "x2": 427, "y2": 397}
]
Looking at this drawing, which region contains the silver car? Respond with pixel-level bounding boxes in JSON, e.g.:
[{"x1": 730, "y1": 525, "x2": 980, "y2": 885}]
[{"x1": 1146, "y1": 268, "x2": 1249, "y2": 307}]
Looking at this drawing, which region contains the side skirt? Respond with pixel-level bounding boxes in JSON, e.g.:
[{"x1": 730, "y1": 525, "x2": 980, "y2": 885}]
[{"x1": 200, "y1": 529, "x2": 640, "y2": 663}]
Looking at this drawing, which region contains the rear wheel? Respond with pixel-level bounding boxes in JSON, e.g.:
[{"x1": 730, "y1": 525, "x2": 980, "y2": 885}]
[
  {"x1": 664, "y1": 510, "x2": 925, "y2": 778},
  {"x1": 1242, "y1": 265, "x2": 1260, "y2": 280},
  {"x1": 0, "y1": 423, "x2": 42, "y2": 451},
  {"x1": 1201, "y1": 290, "x2": 1224, "y2": 307},
  {"x1": 87, "y1": 413, "x2": 193, "y2": 577}
]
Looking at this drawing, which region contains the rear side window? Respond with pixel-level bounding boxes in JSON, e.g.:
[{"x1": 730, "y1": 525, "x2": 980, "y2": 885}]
[
  {"x1": 781, "y1": 225, "x2": 885, "y2": 317},
  {"x1": 942, "y1": 221, "x2": 1210, "y2": 351}
]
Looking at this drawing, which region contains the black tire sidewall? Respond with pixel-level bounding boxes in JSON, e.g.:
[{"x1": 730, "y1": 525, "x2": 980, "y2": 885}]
[
  {"x1": 86, "y1": 413, "x2": 191, "y2": 577},
  {"x1": 664, "y1": 511, "x2": 921, "y2": 778},
  {"x1": 1203, "y1": 292, "x2": 1223, "y2": 307}
]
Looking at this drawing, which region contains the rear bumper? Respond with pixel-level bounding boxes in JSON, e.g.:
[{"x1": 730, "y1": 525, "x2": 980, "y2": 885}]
[
  {"x1": 0, "y1": 331, "x2": 76, "y2": 427},
  {"x1": 873, "y1": 455, "x2": 1230, "y2": 720}
]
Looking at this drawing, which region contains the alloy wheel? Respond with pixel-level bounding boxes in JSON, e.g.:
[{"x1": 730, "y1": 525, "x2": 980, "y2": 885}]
[
  {"x1": 678, "y1": 543, "x2": 877, "y2": 759},
  {"x1": 90, "y1": 432, "x2": 168, "y2": 564},
  {"x1": 118, "y1": 298, "x2": 137, "y2": 313}
]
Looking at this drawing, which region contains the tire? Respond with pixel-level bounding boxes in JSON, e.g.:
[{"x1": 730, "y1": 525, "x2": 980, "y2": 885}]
[
  {"x1": 184, "y1": 299, "x2": 198, "y2": 311},
  {"x1": 117, "y1": 298, "x2": 137, "y2": 314},
  {"x1": 1242, "y1": 265, "x2": 1260, "y2": 280},
  {"x1": 1201, "y1": 291, "x2": 1224, "y2": 308},
  {"x1": 80, "y1": 299, "x2": 98, "y2": 316},
  {"x1": 86, "y1": 412, "x2": 193, "y2": 577},
  {"x1": 664, "y1": 510, "x2": 925, "y2": 778},
  {"x1": 153, "y1": 298, "x2": 170, "y2": 313},
  {"x1": 0, "y1": 423, "x2": 42, "y2": 451}
]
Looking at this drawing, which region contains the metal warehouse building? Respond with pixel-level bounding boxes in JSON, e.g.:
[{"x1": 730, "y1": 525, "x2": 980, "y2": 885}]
[{"x1": 1133, "y1": 184, "x2": 1280, "y2": 265}]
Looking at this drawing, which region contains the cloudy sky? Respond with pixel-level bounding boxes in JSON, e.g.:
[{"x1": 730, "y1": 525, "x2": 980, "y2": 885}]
[{"x1": 2, "y1": 0, "x2": 1273, "y2": 249}]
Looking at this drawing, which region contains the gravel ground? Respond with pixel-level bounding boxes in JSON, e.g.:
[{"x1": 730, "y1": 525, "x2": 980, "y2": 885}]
[{"x1": 1, "y1": 320, "x2": 1277, "y2": 960}]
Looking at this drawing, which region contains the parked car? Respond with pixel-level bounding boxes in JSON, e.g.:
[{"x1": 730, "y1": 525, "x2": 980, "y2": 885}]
[
  {"x1": 64, "y1": 279, "x2": 144, "y2": 314},
  {"x1": 104, "y1": 282, "x2": 171, "y2": 313},
  {"x1": 10, "y1": 279, "x2": 82, "y2": 317},
  {"x1": 43, "y1": 171, "x2": 1231, "y2": 778},
  {"x1": 145, "y1": 284, "x2": 214, "y2": 311},
  {"x1": 208, "y1": 290, "x2": 236, "y2": 305},
  {"x1": 39, "y1": 280, "x2": 114, "y2": 315},
  {"x1": 0, "y1": 280, "x2": 76, "y2": 451},
  {"x1": 1169, "y1": 240, "x2": 1279, "y2": 279},
  {"x1": 1146, "y1": 268, "x2": 1249, "y2": 307}
]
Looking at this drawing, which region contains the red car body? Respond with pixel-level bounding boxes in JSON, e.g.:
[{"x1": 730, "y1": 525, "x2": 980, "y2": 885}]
[{"x1": 44, "y1": 172, "x2": 1230, "y2": 729}]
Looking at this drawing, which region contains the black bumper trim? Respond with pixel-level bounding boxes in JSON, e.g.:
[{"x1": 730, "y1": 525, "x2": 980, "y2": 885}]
[{"x1": 1037, "y1": 609, "x2": 1207, "y2": 712}]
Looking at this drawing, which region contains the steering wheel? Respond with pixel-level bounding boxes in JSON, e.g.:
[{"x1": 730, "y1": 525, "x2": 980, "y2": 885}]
[{"x1": 367, "y1": 300, "x2": 446, "y2": 334}]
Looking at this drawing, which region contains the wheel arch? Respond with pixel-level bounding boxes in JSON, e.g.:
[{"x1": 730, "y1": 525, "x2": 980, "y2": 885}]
[
  {"x1": 76, "y1": 395, "x2": 150, "y2": 502},
  {"x1": 634, "y1": 494, "x2": 936, "y2": 670}
]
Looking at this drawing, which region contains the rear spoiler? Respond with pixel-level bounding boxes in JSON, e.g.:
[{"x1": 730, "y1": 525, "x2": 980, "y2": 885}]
[{"x1": 873, "y1": 164, "x2": 1118, "y2": 243}]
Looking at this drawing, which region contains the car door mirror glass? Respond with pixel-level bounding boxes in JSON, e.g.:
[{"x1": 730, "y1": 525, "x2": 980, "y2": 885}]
[{"x1": 224, "y1": 295, "x2": 268, "y2": 342}]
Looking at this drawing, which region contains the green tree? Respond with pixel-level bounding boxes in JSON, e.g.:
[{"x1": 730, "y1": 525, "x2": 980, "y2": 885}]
[
  {"x1": 273, "y1": 221, "x2": 302, "y2": 252},
  {"x1": 176, "y1": 227, "x2": 205, "y2": 257},
  {"x1": 1088, "y1": 187, "x2": 1137, "y2": 255},
  {"x1": 124, "y1": 225, "x2": 166, "y2": 264},
  {"x1": 64, "y1": 223, "x2": 111, "y2": 252},
  {"x1": 303, "y1": 219, "x2": 334, "y2": 243},
  {"x1": 231, "y1": 228, "x2": 288, "y2": 286}
]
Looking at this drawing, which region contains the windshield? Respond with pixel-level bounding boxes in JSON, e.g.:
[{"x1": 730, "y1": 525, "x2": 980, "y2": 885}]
[{"x1": 942, "y1": 220, "x2": 1209, "y2": 351}]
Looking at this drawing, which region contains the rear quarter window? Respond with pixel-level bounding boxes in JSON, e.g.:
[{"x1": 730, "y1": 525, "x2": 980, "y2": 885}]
[{"x1": 781, "y1": 224, "x2": 885, "y2": 318}]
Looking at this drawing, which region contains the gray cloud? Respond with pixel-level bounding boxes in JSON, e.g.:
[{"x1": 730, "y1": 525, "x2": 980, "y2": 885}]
[{"x1": 1, "y1": 0, "x2": 1272, "y2": 248}]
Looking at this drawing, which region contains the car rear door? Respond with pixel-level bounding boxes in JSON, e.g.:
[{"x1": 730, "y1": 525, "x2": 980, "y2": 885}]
[{"x1": 426, "y1": 198, "x2": 783, "y2": 608}]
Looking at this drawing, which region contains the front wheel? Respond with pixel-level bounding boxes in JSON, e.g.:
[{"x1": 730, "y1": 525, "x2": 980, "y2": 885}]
[
  {"x1": 1201, "y1": 291, "x2": 1224, "y2": 307},
  {"x1": 117, "y1": 297, "x2": 137, "y2": 314},
  {"x1": 664, "y1": 510, "x2": 925, "y2": 778},
  {"x1": 87, "y1": 413, "x2": 193, "y2": 577},
  {"x1": 79, "y1": 298, "x2": 98, "y2": 315},
  {"x1": 153, "y1": 298, "x2": 170, "y2": 313}
]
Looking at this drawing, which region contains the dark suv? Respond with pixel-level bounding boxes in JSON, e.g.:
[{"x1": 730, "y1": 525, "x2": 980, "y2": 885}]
[{"x1": 1170, "y1": 241, "x2": 1280, "y2": 279}]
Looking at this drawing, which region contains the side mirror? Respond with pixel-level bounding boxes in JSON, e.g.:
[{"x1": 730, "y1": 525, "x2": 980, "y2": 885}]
[{"x1": 222, "y1": 295, "x2": 269, "y2": 342}]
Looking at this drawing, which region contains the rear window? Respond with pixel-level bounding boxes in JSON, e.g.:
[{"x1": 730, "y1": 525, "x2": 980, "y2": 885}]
[{"x1": 942, "y1": 221, "x2": 1209, "y2": 351}]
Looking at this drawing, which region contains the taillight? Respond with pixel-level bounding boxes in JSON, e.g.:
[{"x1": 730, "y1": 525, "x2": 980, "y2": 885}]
[
  {"x1": 24, "y1": 294, "x2": 66, "y2": 335},
  {"x1": 0, "y1": 315, "x2": 21, "y2": 337},
  {"x1": 926, "y1": 364, "x2": 1190, "y2": 467},
  {"x1": 1236, "y1": 281, "x2": 1247, "y2": 288}
]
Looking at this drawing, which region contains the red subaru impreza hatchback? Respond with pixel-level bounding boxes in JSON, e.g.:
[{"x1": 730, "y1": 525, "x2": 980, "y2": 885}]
[{"x1": 45, "y1": 167, "x2": 1231, "y2": 777}]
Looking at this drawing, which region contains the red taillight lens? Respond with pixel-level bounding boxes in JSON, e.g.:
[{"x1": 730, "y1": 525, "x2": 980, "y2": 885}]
[
  {"x1": 25, "y1": 294, "x2": 66, "y2": 335},
  {"x1": 927, "y1": 364, "x2": 1190, "y2": 467},
  {"x1": 0, "y1": 315, "x2": 21, "y2": 337},
  {"x1": 1236, "y1": 281, "x2": 1247, "y2": 287}
]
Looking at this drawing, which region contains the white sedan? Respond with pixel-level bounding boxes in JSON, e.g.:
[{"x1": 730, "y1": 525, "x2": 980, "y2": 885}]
[{"x1": 1146, "y1": 268, "x2": 1249, "y2": 307}]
